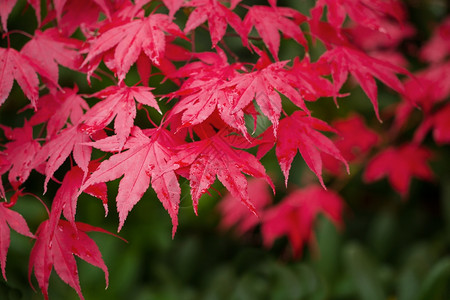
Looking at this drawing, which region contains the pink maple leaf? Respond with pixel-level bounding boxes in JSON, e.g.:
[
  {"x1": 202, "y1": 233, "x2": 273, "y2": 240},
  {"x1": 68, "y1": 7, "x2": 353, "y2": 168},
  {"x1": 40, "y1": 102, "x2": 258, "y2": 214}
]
[
  {"x1": 0, "y1": 204, "x2": 34, "y2": 280},
  {"x1": 0, "y1": 47, "x2": 40, "y2": 109},
  {"x1": 51, "y1": 0, "x2": 112, "y2": 35},
  {"x1": 258, "y1": 111, "x2": 348, "y2": 188},
  {"x1": 242, "y1": 5, "x2": 307, "y2": 60},
  {"x1": 262, "y1": 185, "x2": 344, "y2": 257},
  {"x1": 29, "y1": 220, "x2": 110, "y2": 300},
  {"x1": 35, "y1": 125, "x2": 92, "y2": 191},
  {"x1": 80, "y1": 127, "x2": 182, "y2": 235},
  {"x1": 420, "y1": 17, "x2": 450, "y2": 64},
  {"x1": 322, "y1": 115, "x2": 379, "y2": 176},
  {"x1": 183, "y1": 0, "x2": 245, "y2": 47},
  {"x1": 311, "y1": 0, "x2": 406, "y2": 31},
  {"x1": 170, "y1": 130, "x2": 274, "y2": 215},
  {"x1": 162, "y1": 0, "x2": 184, "y2": 19},
  {"x1": 0, "y1": 122, "x2": 40, "y2": 190},
  {"x1": 0, "y1": 0, "x2": 41, "y2": 31},
  {"x1": 364, "y1": 144, "x2": 434, "y2": 197},
  {"x1": 81, "y1": 84, "x2": 161, "y2": 150},
  {"x1": 170, "y1": 73, "x2": 250, "y2": 138},
  {"x1": 21, "y1": 28, "x2": 83, "y2": 85},
  {"x1": 29, "y1": 86, "x2": 89, "y2": 138},
  {"x1": 81, "y1": 14, "x2": 185, "y2": 82},
  {"x1": 319, "y1": 46, "x2": 408, "y2": 120},
  {"x1": 218, "y1": 178, "x2": 272, "y2": 235},
  {"x1": 47, "y1": 164, "x2": 108, "y2": 232},
  {"x1": 226, "y1": 56, "x2": 310, "y2": 135}
]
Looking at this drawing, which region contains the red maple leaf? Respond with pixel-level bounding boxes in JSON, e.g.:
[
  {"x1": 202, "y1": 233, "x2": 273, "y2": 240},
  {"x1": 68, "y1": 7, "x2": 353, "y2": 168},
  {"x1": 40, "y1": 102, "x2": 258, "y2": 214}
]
[
  {"x1": 183, "y1": 0, "x2": 245, "y2": 47},
  {"x1": 51, "y1": 0, "x2": 112, "y2": 35},
  {"x1": 80, "y1": 127, "x2": 182, "y2": 235},
  {"x1": 322, "y1": 115, "x2": 379, "y2": 176},
  {"x1": 0, "y1": 47, "x2": 40, "y2": 109},
  {"x1": 311, "y1": 0, "x2": 405, "y2": 31},
  {"x1": 318, "y1": 46, "x2": 408, "y2": 120},
  {"x1": 345, "y1": 19, "x2": 415, "y2": 52},
  {"x1": 242, "y1": 5, "x2": 307, "y2": 59},
  {"x1": 0, "y1": 153, "x2": 8, "y2": 199},
  {"x1": 218, "y1": 178, "x2": 272, "y2": 235},
  {"x1": 35, "y1": 125, "x2": 92, "y2": 191},
  {"x1": 420, "y1": 17, "x2": 450, "y2": 63},
  {"x1": 54, "y1": 0, "x2": 111, "y2": 23},
  {"x1": 81, "y1": 14, "x2": 185, "y2": 82},
  {"x1": 48, "y1": 164, "x2": 108, "y2": 232},
  {"x1": 393, "y1": 62, "x2": 450, "y2": 133},
  {"x1": 0, "y1": 203, "x2": 34, "y2": 280},
  {"x1": 170, "y1": 129, "x2": 274, "y2": 215},
  {"x1": 162, "y1": 0, "x2": 184, "y2": 19},
  {"x1": 81, "y1": 84, "x2": 161, "y2": 150},
  {"x1": 364, "y1": 144, "x2": 434, "y2": 197},
  {"x1": 403, "y1": 62, "x2": 450, "y2": 112},
  {"x1": 414, "y1": 104, "x2": 450, "y2": 145},
  {"x1": 258, "y1": 111, "x2": 348, "y2": 188},
  {"x1": 227, "y1": 57, "x2": 310, "y2": 135},
  {"x1": 261, "y1": 185, "x2": 344, "y2": 257},
  {"x1": 21, "y1": 28, "x2": 83, "y2": 85},
  {"x1": 29, "y1": 86, "x2": 89, "y2": 138},
  {"x1": 0, "y1": 122, "x2": 40, "y2": 190},
  {"x1": 170, "y1": 72, "x2": 250, "y2": 137},
  {"x1": 29, "y1": 220, "x2": 110, "y2": 300},
  {"x1": 0, "y1": 0, "x2": 41, "y2": 31},
  {"x1": 167, "y1": 49, "x2": 251, "y2": 135}
]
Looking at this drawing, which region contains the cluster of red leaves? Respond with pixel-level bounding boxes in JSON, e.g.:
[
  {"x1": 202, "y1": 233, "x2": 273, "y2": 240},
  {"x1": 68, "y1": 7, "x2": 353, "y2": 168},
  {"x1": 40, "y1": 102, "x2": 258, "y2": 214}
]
[{"x1": 0, "y1": 0, "x2": 448, "y2": 299}]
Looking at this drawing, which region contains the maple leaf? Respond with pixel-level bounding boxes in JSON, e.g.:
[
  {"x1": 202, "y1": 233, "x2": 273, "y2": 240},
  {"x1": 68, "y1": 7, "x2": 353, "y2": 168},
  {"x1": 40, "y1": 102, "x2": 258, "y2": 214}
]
[
  {"x1": 183, "y1": 0, "x2": 245, "y2": 47},
  {"x1": 35, "y1": 125, "x2": 92, "y2": 191},
  {"x1": 167, "y1": 48, "x2": 253, "y2": 135},
  {"x1": 261, "y1": 185, "x2": 344, "y2": 257},
  {"x1": 0, "y1": 203, "x2": 35, "y2": 280},
  {"x1": 226, "y1": 51, "x2": 330, "y2": 134},
  {"x1": 169, "y1": 130, "x2": 274, "y2": 215},
  {"x1": 322, "y1": 115, "x2": 379, "y2": 176},
  {"x1": 81, "y1": 84, "x2": 161, "y2": 150},
  {"x1": 0, "y1": 0, "x2": 41, "y2": 31},
  {"x1": 0, "y1": 153, "x2": 8, "y2": 199},
  {"x1": 29, "y1": 86, "x2": 89, "y2": 138},
  {"x1": 364, "y1": 144, "x2": 433, "y2": 197},
  {"x1": 346, "y1": 19, "x2": 415, "y2": 52},
  {"x1": 414, "y1": 104, "x2": 450, "y2": 145},
  {"x1": 218, "y1": 178, "x2": 272, "y2": 235},
  {"x1": 258, "y1": 111, "x2": 348, "y2": 188},
  {"x1": 0, "y1": 122, "x2": 40, "y2": 190},
  {"x1": 420, "y1": 17, "x2": 450, "y2": 63},
  {"x1": 287, "y1": 56, "x2": 337, "y2": 101},
  {"x1": 80, "y1": 127, "x2": 182, "y2": 235},
  {"x1": 318, "y1": 46, "x2": 408, "y2": 120},
  {"x1": 29, "y1": 220, "x2": 110, "y2": 300},
  {"x1": 81, "y1": 14, "x2": 185, "y2": 82},
  {"x1": 403, "y1": 62, "x2": 450, "y2": 112},
  {"x1": 54, "y1": 0, "x2": 111, "y2": 23},
  {"x1": 162, "y1": 0, "x2": 184, "y2": 19},
  {"x1": 311, "y1": 0, "x2": 406, "y2": 31},
  {"x1": 242, "y1": 5, "x2": 307, "y2": 59},
  {"x1": 393, "y1": 63, "x2": 450, "y2": 133},
  {"x1": 48, "y1": 164, "x2": 108, "y2": 232},
  {"x1": 21, "y1": 28, "x2": 83, "y2": 86},
  {"x1": 170, "y1": 73, "x2": 250, "y2": 138},
  {"x1": 0, "y1": 47, "x2": 40, "y2": 109},
  {"x1": 50, "y1": 0, "x2": 112, "y2": 35}
]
